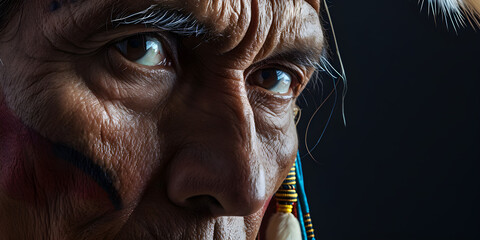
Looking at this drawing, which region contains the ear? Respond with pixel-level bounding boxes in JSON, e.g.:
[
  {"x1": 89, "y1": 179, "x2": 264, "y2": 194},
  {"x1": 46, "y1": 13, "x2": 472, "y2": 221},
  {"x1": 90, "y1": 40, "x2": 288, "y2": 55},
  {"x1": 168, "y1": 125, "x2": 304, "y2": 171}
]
[{"x1": 432, "y1": 0, "x2": 480, "y2": 27}]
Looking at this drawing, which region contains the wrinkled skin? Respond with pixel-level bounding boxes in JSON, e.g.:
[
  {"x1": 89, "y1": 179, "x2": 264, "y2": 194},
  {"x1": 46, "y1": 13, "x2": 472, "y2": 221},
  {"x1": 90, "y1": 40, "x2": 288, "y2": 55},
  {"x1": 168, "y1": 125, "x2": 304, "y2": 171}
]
[{"x1": 0, "y1": 0, "x2": 323, "y2": 239}]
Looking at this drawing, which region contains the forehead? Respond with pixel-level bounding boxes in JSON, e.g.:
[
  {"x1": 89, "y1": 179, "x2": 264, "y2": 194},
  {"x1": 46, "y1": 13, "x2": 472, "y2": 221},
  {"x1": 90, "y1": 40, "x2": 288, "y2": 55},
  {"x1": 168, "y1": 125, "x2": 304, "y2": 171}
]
[{"x1": 38, "y1": 0, "x2": 323, "y2": 64}]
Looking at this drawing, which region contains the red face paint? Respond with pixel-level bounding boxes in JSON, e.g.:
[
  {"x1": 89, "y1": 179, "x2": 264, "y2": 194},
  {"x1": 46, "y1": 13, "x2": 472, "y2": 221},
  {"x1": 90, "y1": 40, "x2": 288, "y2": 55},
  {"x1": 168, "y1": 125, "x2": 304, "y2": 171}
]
[
  {"x1": 0, "y1": 100, "x2": 113, "y2": 208},
  {"x1": 257, "y1": 196, "x2": 275, "y2": 240}
]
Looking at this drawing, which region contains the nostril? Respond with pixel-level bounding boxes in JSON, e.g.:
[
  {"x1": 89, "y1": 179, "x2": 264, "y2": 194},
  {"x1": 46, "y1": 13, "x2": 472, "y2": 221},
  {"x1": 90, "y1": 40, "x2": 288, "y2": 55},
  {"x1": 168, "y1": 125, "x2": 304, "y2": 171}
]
[
  {"x1": 186, "y1": 195, "x2": 221, "y2": 207},
  {"x1": 185, "y1": 195, "x2": 224, "y2": 215}
]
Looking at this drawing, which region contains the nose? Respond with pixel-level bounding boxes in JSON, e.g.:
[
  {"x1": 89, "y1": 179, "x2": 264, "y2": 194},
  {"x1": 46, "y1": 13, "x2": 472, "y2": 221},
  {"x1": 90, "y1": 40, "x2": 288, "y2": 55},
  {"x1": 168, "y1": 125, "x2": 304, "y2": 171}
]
[
  {"x1": 166, "y1": 144, "x2": 267, "y2": 216},
  {"x1": 163, "y1": 76, "x2": 268, "y2": 217}
]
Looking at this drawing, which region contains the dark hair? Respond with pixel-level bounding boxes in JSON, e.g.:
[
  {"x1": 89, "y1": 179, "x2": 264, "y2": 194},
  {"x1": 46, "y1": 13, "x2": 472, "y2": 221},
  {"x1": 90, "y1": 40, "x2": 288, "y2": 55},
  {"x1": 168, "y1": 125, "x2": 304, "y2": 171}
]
[{"x1": 0, "y1": 0, "x2": 21, "y2": 31}]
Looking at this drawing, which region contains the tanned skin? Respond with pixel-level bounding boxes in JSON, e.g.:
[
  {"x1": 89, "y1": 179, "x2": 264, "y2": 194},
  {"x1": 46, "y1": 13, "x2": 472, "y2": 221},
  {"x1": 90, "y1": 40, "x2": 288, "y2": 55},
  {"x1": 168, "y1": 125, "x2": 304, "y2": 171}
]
[{"x1": 0, "y1": 0, "x2": 324, "y2": 239}]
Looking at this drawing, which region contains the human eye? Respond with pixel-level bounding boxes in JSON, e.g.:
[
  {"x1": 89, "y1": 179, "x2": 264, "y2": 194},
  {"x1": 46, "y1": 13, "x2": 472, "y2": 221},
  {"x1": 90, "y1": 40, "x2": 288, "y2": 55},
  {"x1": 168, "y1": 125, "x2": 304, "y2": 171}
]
[
  {"x1": 114, "y1": 33, "x2": 170, "y2": 67},
  {"x1": 250, "y1": 68, "x2": 293, "y2": 94}
]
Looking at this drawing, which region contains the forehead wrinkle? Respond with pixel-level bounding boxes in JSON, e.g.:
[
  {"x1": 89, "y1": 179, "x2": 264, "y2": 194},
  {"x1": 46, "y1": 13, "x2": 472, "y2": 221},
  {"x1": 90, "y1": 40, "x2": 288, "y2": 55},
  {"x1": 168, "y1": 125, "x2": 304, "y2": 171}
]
[
  {"x1": 184, "y1": 0, "x2": 323, "y2": 70},
  {"x1": 253, "y1": 0, "x2": 324, "y2": 64},
  {"x1": 210, "y1": 0, "x2": 265, "y2": 65},
  {"x1": 187, "y1": 0, "x2": 251, "y2": 53},
  {"x1": 40, "y1": 0, "x2": 116, "y2": 37}
]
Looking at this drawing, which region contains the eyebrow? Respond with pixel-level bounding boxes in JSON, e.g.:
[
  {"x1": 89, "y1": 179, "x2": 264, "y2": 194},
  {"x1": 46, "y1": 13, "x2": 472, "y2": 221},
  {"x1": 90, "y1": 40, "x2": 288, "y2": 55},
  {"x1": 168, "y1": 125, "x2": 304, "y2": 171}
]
[
  {"x1": 267, "y1": 48, "x2": 325, "y2": 69},
  {"x1": 111, "y1": 5, "x2": 211, "y2": 38}
]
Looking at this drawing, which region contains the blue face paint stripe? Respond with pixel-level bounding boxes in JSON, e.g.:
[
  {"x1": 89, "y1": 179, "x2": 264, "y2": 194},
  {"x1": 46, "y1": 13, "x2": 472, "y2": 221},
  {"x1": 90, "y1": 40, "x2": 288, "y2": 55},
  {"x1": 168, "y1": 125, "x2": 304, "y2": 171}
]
[
  {"x1": 49, "y1": 0, "x2": 82, "y2": 12},
  {"x1": 49, "y1": 1, "x2": 61, "y2": 12},
  {"x1": 53, "y1": 143, "x2": 122, "y2": 210}
]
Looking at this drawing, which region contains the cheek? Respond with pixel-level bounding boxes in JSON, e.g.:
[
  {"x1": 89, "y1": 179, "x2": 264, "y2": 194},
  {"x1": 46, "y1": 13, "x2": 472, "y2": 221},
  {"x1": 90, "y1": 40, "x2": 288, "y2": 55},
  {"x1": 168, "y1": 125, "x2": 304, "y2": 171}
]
[
  {"x1": 0, "y1": 100, "x2": 112, "y2": 208},
  {"x1": 255, "y1": 104, "x2": 298, "y2": 160},
  {"x1": 79, "y1": 51, "x2": 175, "y2": 113},
  {"x1": 2, "y1": 59, "x2": 163, "y2": 208},
  {"x1": 255, "y1": 109, "x2": 298, "y2": 190},
  {"x1": 0, "y1": 100, "x2": 32, "y2": 200}
]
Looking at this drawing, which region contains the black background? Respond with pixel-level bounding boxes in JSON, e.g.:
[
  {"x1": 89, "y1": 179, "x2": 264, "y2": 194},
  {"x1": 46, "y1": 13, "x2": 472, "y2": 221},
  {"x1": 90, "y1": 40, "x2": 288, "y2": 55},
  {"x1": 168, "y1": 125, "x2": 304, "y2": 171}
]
[{"x1": 298, "y1": 0, "x2": 480, "y2": 239}]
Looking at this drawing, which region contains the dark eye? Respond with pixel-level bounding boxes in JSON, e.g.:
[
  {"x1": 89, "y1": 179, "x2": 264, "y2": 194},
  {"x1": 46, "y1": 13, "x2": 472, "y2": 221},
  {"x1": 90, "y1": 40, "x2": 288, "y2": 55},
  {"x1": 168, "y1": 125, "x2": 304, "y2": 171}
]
[
  {"x1": 251, "y1": 68, "x2": 292, "y2": 94},
  {"x1": 115, "y1": 34, "x2": 167, "y2": 66}
]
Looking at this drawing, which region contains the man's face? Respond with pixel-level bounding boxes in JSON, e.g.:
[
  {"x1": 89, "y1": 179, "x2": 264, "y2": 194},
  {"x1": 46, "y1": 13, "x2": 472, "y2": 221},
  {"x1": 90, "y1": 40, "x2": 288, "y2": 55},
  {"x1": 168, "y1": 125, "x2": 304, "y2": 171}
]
[{"x1": 0, "y1": 0, "x2": 323, "y2": 239}]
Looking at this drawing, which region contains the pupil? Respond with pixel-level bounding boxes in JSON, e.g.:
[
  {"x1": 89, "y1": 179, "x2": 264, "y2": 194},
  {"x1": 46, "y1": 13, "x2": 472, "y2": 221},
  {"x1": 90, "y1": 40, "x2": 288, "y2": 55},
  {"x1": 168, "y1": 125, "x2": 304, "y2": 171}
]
[
  {"x1": 257, "y1": 69, "x2": 280, "y2": 89},
  {"x1": 261, "y1": 70, "x2": 273, "y2": 80},
  {"x1": 124, "y1": 36, "x2": 147, "y2": 61},
  {"x1": 128, "y1": 37, "x2": 144, "y2": 49}
]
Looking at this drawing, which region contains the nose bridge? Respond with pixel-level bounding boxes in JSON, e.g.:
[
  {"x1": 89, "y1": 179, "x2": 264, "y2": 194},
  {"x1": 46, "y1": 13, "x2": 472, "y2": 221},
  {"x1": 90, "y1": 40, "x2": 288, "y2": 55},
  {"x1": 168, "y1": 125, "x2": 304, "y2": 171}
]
[
  {"x1": 192, "y1": 70, "x2": 259, "y2": 184},
  {"x1": 191, "y1": 80, "x2": 257, "y2": 176},
  {"x1": 165, "y1": 71, "x2": 267, "y2": 216},
  {"x1": 201, "y1": 79, "x2": 253, "y2": 147},
  {"x1": 185, "y1": 68, "x2": 255, "y2": 149}
]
